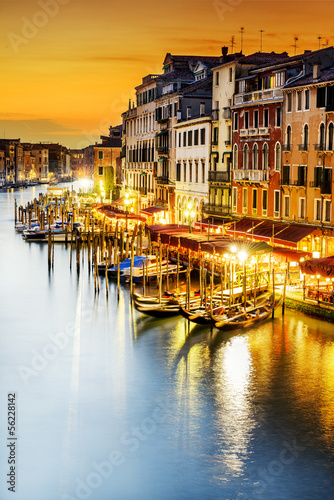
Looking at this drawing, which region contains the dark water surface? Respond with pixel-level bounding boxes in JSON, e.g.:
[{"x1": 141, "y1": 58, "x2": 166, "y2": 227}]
[{"x1": 1, "y1": 183, "x2": 334, "y2": 500}]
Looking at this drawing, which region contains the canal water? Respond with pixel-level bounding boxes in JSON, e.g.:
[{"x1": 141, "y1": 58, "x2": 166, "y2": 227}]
[{"x1": 0, "y1": 183, "x2": 334, "y2": 500}]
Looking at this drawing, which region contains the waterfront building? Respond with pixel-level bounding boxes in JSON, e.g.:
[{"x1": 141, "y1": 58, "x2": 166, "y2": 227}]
[
  {"x1": 92, "y1": 125, "x2": 122, "y2": 199},
  {"x1": 23, "y1": 150, "x2": 36, "y2": 181},
  {"x1": 174, "y1": 113, "x2": 211, "y2": 223},
  {"x1": 70, "y1": 149, "x2": 85, "y2": 177},
  {"x1": 282, "y1": 47, "x2": 334, "y2": 255},
  {"x1": 0, "y1": 139, "x2": 23, "y2": 184}
]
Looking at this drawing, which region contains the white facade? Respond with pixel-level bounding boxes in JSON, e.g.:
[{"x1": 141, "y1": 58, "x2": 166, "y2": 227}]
[{"x1": 174, "y1": 116, "x2": 211, "y2": 223}]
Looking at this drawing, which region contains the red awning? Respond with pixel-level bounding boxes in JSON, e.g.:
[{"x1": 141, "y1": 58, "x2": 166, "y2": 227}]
[
  {"x1": 111, "y1": 197, "x2": 125, "y2": 206},
  {"x1": 140, "y1": 206, "x2": 167, "y2": 216},
  {"x1": 225, "y1": 218, "x2": 316, "y2": 249},
  {"x1": 300, "y1": 256, "x2": 334, "y2": 277}
]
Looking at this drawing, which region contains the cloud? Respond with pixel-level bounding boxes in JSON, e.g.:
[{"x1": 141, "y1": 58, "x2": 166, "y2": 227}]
[{"x1": 0, "y1": 118, "x2": 77, "y2": 135}]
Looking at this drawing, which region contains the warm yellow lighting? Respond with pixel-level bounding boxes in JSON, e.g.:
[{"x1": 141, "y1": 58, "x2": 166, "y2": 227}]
[
  {"x1": 313, "y1": 251, "x2": 320, "y2": 258},
  {"x1": 187, "y1": 201, "x2": 193, "y2": 210},
  {"x1": 238, "y1": 251, "x2": 248, "y2": 262},
  {"x1": 184, "y1": 210, "x2": 189, "y2": 218},
  {"x1": 316, "y1": 274, "x2": 321, "y2": 279},
  {"x1": 190, "y1": 210, "x2": 195, "y2": 219},
  {"x1": 230, "y1": 245, "x2": 237, "y2": 254}
]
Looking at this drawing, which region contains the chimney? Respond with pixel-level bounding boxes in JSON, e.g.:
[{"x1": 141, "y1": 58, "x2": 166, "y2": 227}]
[
  {"x1": 221, "y1": 46, "x2": 228, "y2": 57},
  {"x1": 313, "y1": 62, "x2": 321, "y2": 81}
]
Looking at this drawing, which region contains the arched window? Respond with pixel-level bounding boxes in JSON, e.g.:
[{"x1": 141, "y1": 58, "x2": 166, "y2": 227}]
[
  {"x1": 252, "y1": 144, "x2": 258, "y2": 170},
  {"x1": 329, "y1": 123, "x2": 334, "y2": 151},
  {"x1": 243, "y1": 144, "x2": 249, "y2": 170},
  {"x1": 303, "y1": 124, "x2": 309, "y2": 150},
  {"x1": 286, "y1": 125, "x2": 292, "y2": 150},
  {"x1": 233, "y1": 144, "x2": 238, "y2": 169},
  {"x1": 262, "y1": 143, "x2": 269, "y2": 170},
  {"x1": 319, "y1": 123, "x2": 326, "y2": 150},
  {"x1": 275, "y1": 143, "x2": 281, "y2": 171}
]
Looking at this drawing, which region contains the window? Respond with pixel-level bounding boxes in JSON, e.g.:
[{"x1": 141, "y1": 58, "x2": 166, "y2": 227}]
[
  {"x1": 275, "y1": 143, "x2": 281, "y2": 171},
  {"x1": 183, "y1": 162, "x2": 187, "y2": 182},
  {"x1": 98, "y1": 151, "x2": 104, "y2": 160},
  {"x1": 287, "y1": 93, "x2": 292, "y2": 112},
  {"x1": 264, "y1": 109, "x2": 269, "y2": 127},
  {"x1": 286, "y1": 125, "x2": 292, "y2": 149},
  {"x1": 319, "y1": 123, "x2": 325, "y2": 150},
  {"x1": 200, "y1": 128, "x2": 206, "y2": 145},
  {"x1": 329, "y1": 123, "x2": 334, "y2": 150},
  {"x1": 276, "y1": 107, "x2": 281, "y2": 127},
  {"x1": 283, "y1": 195, "x2": 290, "y2": 217},
  {"x1": 274, "y1": 190, "x2": 280, "y2": 217},
  {"x1": 262, "y1": 143, "x2": 269, "y2": 169},
  {"x1": 232, "y1": 187, "x2": 237, "y2": 212},
  {"x1": 233, "y1": 144, "x2": 238, "y2": 169},
  {"x1": 187, "y1": 106, "x2": 191, "y2": 119},
  {"x1": 229, "y1": 68, "x2": 233, "y2": 82},
  {"x1": 298, "y1": 166, "x2": 307, "y2": 186},
  {"x1": 243, "y1": 188, "x2": 248, "y2": 213},
  {"x1": 314, "y1": 199, "x2": 321, "y2": 221},
  {"x1": 215, "y1": 72, "x2": 219, "y2": 86},
  {"x1": 262, "y1": 190, "x2": 268, "y2": 216},
  {"x1": 299, "y1": 198, "x2": 306, "y2": 219},
  {"x1": 188, "y1": 130, "x2": 193, "y2": 147},
  {"x1": 244, "y1": 111, "x2": 249, "y2": 129},
  {"x1": 194, "y1": 129, "x2": 199, "y2": 146},
  {"x1": 303, "y1": 124, "x2": 309, "y2": 150},
  {"x1": 243, "y1": 144, "x2": 249, "y2": 170},
  {"x1": 252, "y1": 144, "x2": 258, "y2": 170},
  {"x1": 178, "y1": 132, "x2": 182, "y2": 148},
  {"x1": 202, "y1": 161, "x2": 205, "y2": 183},
  {"x1": 317, "y1": 87, "x2": 326, "y2": 108},
  {"x1": 189, "y1": 161, "x2": 192, "y2": 182},
  {"x1": 233, "y1": 112, "x2": 239, "y2": 130},
  {"x1": 297, "y1": 91, "x2": 302, "y2": 111},
  {"x1": 252, "y1": 189, "x2": 257, "y2": 214},
  {"x1": 213, "y1": 127, "x2": 219, "y2": 145},
  {"x1": 174, "y1": 102, "x2": 178, "y2": 116},
  {"x1": 183, "y1": 132, "x2": 187, "y2": 147},
  {"x1": 305, "y1": 90, "x2": 310, "y2": 110},
  {"x1": 254, "y1": 110, "x2": 259, "y2": 128},
  {"x1": 282, "y1": 165, "x2": 290, "y2": 185},
  {"x1": 314, "y1": 166, "x2": 322, "y2": 187},
  {"x1": 324, "y1": 199, "x2": 331, "y2": 222},
  {"x1": 176, "y1": 163, "x2": 181, "y2": 181},
  {"x1": 98, "y1": 166, "x2": 103, "y2": 176},
  {"x1": 195, "y1": 162, "x2": 198, "y2": 183},
  {"x1": 200, "y1": 102, "x2": 205, "y2": 116}
]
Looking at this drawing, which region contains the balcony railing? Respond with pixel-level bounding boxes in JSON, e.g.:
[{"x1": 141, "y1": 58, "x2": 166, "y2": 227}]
[
  {"x1": 212, "y1": 109, "x2": 219, "y2": 121},
  {"x1": 203, "y1": 203, "x2": 230, "y2": 215},
  {"x1": 139, "y1": 187, "x2": 148, "y2": 195},
  {"x1": 233, "y1": 169, "x2": 269, "y2": 182},
  {"x1": 282, "y1": 144, "x2": 292, "y2": 152},
  {"x1": 208, "y1": 171, "x2": 231, "y2": 182},
  {"x1": 239, "y1": 127, "x2": 269, "y2": 137},
  {"x1": 233, "y1": 88, "x2": 284, "y2": 105},
  {"x1": 225, "y1": 139, "x2": 232, "y2": 146},
  {"x1": 314, "y1": 144, "x2": 326, "y2": 151},
  {"x1": 155, "y1": 176, "x2": 169, "y2": 185},
  {"x1": 298, "y1": 144, "x2": 309, "y2": 152},
  {"x1": 280, "y1": 178, "x2": 291, "y2": 186},
  {"x1": 212, "y1": 139, "x2": 219, "y2": 146},
  {"x1": 156, "y1": 146, "x2": 169, "y2": 154},
  {"x1": 222, "y1": 108, "x2": 231, "y2": 119}
]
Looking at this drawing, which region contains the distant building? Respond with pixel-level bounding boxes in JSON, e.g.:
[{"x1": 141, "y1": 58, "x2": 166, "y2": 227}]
[
  {"x1": 92, "y1": 125, "x2": 122, "y2": 199},
  {"x1": 70, "y1": 149, "x2": 85, "y2": 177}
]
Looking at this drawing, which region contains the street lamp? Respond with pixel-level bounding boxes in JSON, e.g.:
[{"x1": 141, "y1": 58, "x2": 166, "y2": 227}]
[{"x1": 184, "y1": 201, "x2": 195, "y2": 233}]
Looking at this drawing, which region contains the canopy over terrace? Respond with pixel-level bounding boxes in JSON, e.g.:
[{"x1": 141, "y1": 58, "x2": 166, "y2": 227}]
[
  {"x1": 147, "y1": 225, "x2": 272, "y2": 257},
  {"x1": 225, "y1": 218, "x2": 316, "y2": 249},
  {"x1": 93, "y1": 204, "x2": 146, "y2": 222},
  {"x1": 300, "y1": 256, "x2": 334, "y2": 278}
]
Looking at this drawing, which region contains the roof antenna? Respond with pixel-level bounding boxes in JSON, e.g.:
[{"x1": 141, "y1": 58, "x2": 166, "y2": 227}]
[
  {"x1": 231, "y1": 35, "x2": 235, "y2": 53},
  {"x1": 294, "y1": 36, "x2": 298, "y2": 56},
  {"x1": 240, "y1": 27, "x2": 244, "y2": 53},
  {"x1": 318, "y1": 35, "x2": 322, "y2": 50},
  {"x1": 259, "y1": 30, "x2": 264, "y2": 52}
]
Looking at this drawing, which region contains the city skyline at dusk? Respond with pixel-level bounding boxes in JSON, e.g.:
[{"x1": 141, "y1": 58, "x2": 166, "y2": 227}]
[{"x1": 1, "y1": 0, "x2": 334, "y2": 148}]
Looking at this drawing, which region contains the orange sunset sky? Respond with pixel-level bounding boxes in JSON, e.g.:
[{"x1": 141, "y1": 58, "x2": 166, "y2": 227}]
[{"x1": 1, "y1": 0, "x2": 334, "y2": 149}]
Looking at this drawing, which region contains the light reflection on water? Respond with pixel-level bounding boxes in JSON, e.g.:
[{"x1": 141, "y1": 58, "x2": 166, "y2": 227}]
[{"x1": 1, "y1": 185, "x2": 334, "y2": 499}]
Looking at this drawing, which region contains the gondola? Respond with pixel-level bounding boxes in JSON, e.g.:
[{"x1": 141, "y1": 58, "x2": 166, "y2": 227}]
[
  {"x1": 213, "y1": 296, "x2": 282, "y2": 331},
  {"x1": 180, "y1": 304, "x2": 226, "y2": 325},
  {"x1": 133, "y1": 299, "x2": 181, "y2": 318}
]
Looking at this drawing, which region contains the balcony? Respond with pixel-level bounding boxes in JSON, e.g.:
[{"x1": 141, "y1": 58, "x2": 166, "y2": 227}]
[
  {"x1": 248, "y1": 128, "x2": 258, "y2": 136},
  {"x1": 280, "y1": 178, "x2": 291, "y2": 186},
  {"x1": 155, "y1": 176, "x2": 169, "y2": 185},
  {"x1": 314, "y1": 144, "x2": 326, "y2": 152},
  {"x1": 298, "y1": 144, "x2": 309, "y2": 152},
  {"x1": 222, "y1": 107, "x2": 231, "y2": 119},
  {"x1": 156, "y1": 146, "x2": 169, "y2": 155},
  {"x1": 203, "y1": 203, "x2": 230, "y2": 216},
  {"x1": 258, "y1": 127, "x2": 269, "y2": 135},
  {"x1": 139, "y1": 187, "x2": 148, "y2": 195},
  {"x1": 321, "y1": 182, "x2": 332, "y2": 195},
  {"x1": 240, "y1": 129, "x2": 249, "y2": 137},
  {"x1": 212, "y1": 109, "x2": 219, "y2": 121},
  {"x1": 233, "y1": 169, "x2": 269, "y2": 182},
  {"x1": 233, "y1": 88, "x2": 283, "y2": 106},
  {"x1": 208, "y1": 171, "x2": 231, "y2": 183},
  {"x1": 212, "y1": 138, "x2": 219, "y2": 146},
  {"x1": 282, "y1": 144, "x2": 292, "y2": 152},
  {"x1": 225, "y1": 139, "x2": 232, "y2": 146}
]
